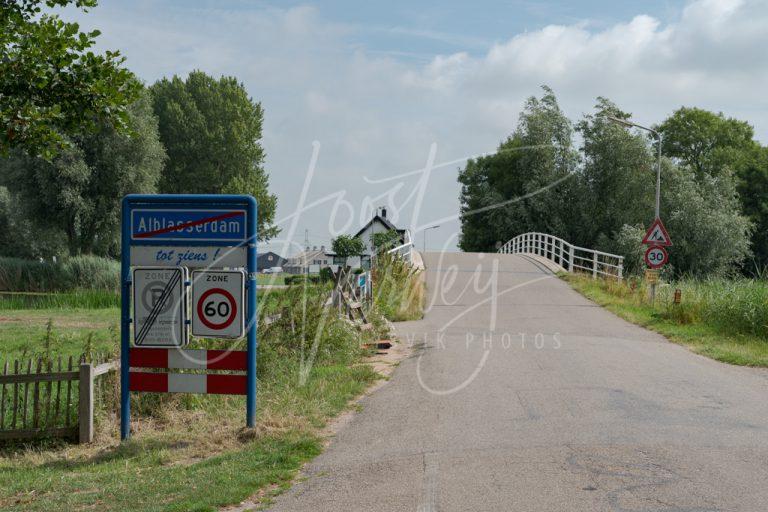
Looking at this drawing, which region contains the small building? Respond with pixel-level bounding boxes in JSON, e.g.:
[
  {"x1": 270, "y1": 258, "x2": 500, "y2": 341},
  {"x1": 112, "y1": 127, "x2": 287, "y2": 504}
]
[
  {"x1": 354, "y1": 207, "x2": 406, "y2": 266},
  {"x1": 284, "y1": 246, "x2": 336, "y2": 274},
  {"x1": 257, "y1": 251, "x2": 286, "y2": 271}
]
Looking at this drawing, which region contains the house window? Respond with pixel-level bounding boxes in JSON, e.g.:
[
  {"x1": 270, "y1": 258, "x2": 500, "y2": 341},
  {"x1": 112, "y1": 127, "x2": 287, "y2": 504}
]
[{"x1": 333, "y1": 256, "x2": 345, "y2": 265}]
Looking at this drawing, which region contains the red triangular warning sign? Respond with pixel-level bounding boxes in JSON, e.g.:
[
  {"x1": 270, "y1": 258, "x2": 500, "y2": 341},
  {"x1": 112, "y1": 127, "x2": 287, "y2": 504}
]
[{"x1": 642, "y1": 218, "x2": 672, "y2": 246}]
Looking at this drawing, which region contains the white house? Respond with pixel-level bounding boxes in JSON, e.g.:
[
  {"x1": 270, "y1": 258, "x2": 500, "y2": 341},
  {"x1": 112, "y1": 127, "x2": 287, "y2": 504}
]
[
  {"x1": 354, "y1": 207, "x2": 406, "y2": 267},
  {"x1": 284, "y1": 246, "x2": 333, "y2": 275}
]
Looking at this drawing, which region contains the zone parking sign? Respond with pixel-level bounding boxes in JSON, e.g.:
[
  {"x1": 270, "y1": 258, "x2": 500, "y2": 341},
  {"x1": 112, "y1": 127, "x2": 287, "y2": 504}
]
[
  {"x1": 191, "y1": 270, "x2": 245, "y2": 338},
  {"x1": 132, "y1": 266, "x2": 188, "y2": 347}
]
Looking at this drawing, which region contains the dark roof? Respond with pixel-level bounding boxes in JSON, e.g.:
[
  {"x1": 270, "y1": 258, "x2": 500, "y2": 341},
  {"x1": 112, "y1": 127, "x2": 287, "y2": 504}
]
[
  {"x1": 256, "y1": 252, "x2": 286, "y2": 269},
  {"x1": 353, "y1": 215, "x2": 403, "y2": 238},
  {"x1": 257, "y1": 251, "x2": 285, "y2": 260}
]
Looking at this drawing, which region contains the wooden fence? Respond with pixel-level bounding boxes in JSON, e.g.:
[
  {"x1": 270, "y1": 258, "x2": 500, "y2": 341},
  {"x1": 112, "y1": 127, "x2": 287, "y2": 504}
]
[{"x1": 0, "y1": 354, "x2": 118, "y2": 443}]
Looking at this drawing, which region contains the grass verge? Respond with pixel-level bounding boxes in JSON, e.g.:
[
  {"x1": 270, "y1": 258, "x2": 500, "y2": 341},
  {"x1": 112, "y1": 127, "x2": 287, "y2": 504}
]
[
  {"x1": 373, "y1": 252, "x2": 425, "y2": 321},
  {"x1": 0, "y1": 285, "x2": 386, "y2": 511},
  {"x1": 563, "y1": 273, "x2": 768, "y2": 367}
]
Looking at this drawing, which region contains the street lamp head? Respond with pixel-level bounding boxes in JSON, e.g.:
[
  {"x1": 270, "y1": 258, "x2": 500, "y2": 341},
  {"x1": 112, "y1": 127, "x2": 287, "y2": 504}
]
[{"x1": 605, "y1": 115, "x2": 635, "y2": 128}]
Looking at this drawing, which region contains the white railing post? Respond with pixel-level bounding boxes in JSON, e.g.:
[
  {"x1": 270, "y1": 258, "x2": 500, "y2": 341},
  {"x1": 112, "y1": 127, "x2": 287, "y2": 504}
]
[
  {"x1": 618, "y1": 257, "x2": 624, "y2": 279},
  {"x1": 592, "y1": 252, "x2": 598, "y2": 278},
  {"x1": 568, "y1": 245, "x2": 574, "y2": 272}
]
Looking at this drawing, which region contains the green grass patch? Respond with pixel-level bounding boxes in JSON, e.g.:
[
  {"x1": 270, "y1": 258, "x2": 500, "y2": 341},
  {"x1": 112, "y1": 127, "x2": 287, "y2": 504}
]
[
  {"x1": 0, "y1": 285, "x2": 384, "y2": 511},
  {"x1": 0, "y1": 308, "x2": 119, "y2": 360},
  {"x1": 373, "y1": 252, "x2": 425, "y2": 321},
  {"x1": 564, "y1": 273, "x2": 768, "y2": 367},
  {"x1": 0, "y1": 290, "x2": 120, "y2": 310},
  {"x1": 256, "y1": 273, "x2": 288, "y2": 286}
]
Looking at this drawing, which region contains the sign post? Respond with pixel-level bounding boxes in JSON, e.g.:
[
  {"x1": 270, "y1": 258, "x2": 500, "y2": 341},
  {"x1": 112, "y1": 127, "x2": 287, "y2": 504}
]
[
  {"x1": 121, "y1": 195, "x2": 257, "y2": 440},
  {"x1": 641, "y1": 217, "x2": 672, "y2": 304}
]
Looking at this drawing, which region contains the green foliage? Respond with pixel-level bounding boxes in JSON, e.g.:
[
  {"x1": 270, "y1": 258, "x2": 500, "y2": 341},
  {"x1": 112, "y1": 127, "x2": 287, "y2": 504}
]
[
  {"x1": 658, "y1": 106, "x2": 768, "y2": 271},
  {"x1": 566, "y1": 274, "x2": 768, "y2": 367},
  {"x1": 657, "y1": 107, "x2": 756, "y2": 180},
  {"x1": 150, "y1": 71, "x2": 278, "y2": 240},
  {"x1": 0, "y1": 0, "x2": 140, "y2": 159},
  {"x1": 0, "y1": 289, "x2": 119, "y2": 309},
  {"x1": 458, "y1": 86, "x2": 577, "y2": 251},
  {"x1": 258, "y1": 284, "x2": 365, "y2": 372},
  {"x1": 737, "y1": 147, "x2": 768, "y2": 271},
  {"x1": 458, "y1": 88, "x2": 754, "y2": 277},
  {"x1": 575, "y1": 98, "x2": 655, "y2": 249},
  {"x1": 659, "y1": 162, "x2": 751, "y2": 276},
  {"x1": 371, "y1": 229, "x2": 402, "y2": 254},
  {"x1": 319, "y1": 266, "x2": 334, "y2": 282},
  {"x1": 0, "y1": 255, "x2": 119, "y2": 292},
  {"x1": 0, "y1": 90, "x2": 165, "y2": 257},
  {"x1": 0, "y1": 186, "x2": 68, "y2": 259},
  {"x1": 373, "y1": 252, "x2": 424, "y2": 321},
  {"x1": 331, "y1": 234, "x2": 365, "y2": 262},
  {"x1": 284, "y1": 274, "x2": 322, "y2": 286}
]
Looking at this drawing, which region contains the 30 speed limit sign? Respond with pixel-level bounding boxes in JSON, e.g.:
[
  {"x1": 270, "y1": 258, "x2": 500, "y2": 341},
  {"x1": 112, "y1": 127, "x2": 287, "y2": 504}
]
[
  {"x1": 191, "y1": 270, "x2": 245, "y2": 338},
  {"x1": 644, "y1": 245, "x2": 668, "y2": 269}
]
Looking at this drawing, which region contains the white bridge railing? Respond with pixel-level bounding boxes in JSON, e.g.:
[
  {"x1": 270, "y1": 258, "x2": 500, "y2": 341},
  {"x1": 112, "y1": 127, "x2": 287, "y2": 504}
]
[
  {"x1": 386, "y1": 229, "x2": 414, "y2": 263},
  {"x1": 499, "y1": 232, "x2": 623, "y2": 279}
]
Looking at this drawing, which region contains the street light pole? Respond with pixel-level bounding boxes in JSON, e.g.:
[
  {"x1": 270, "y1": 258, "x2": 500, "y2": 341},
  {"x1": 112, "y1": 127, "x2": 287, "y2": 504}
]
[
  {"x1": 607, "y1": 116, "x2": 663, "y2": 304},
  {"x1": 423, "y1": 225, "x2": 440, "y2": 254}
]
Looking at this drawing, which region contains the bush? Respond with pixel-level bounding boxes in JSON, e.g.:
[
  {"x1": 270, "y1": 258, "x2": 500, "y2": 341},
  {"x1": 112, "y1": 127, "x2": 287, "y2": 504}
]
[
  {"x1": 319, "y1": 267, "x2": 334, "y2": 282},
  {"x1": 257, "y1": 284, "x2": 365, "y2": 377},
  {"x1": 657, "y1": 278, "x2": 768, "y2": 338},
  {"x1": 285, "y1": 274, "x2": 322, "y2": 286},
  {"x1": 372, "y1": 252, "x2": 424, "y2": 321},
  {"x1": 0, "y1": 255, "x2": 119, "y2": 292}
]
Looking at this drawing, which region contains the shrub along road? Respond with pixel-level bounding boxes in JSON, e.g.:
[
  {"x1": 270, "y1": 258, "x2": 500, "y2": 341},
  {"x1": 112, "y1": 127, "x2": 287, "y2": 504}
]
[{"x1": 267, "y1": 252, "x2": 768, "y2": 511}]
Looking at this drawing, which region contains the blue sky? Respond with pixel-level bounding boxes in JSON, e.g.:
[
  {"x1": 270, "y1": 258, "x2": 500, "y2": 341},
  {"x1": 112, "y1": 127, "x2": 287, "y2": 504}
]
[{"x1": 67, "y1": 0, "x2": 768, "y2": 254}]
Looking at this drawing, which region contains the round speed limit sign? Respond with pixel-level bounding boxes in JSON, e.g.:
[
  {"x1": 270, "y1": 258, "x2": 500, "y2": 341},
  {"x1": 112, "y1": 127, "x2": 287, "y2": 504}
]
[
  {"x1": 644, "y1": 245, "x2": 668, "y2": 269},
  {"x1": 191, "y1": 270, "x2": 245, "y2": 338}
]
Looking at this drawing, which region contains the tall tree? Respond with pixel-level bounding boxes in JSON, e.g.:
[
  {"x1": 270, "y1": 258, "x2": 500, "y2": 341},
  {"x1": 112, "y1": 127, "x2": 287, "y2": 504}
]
[
  {"x1": 0, "y1": 90, "x2": 165, "y2": 257},
  {"x1": 658, "y1": 107, "x2": 767, "y2": 271},
  {"x1": 575, "y1": 98, "x2": 655, "y2": 249},
  {"x1": 660, "y1": 161, "x2": 751, "y2": 276},
  {"x1": 657, "y1": 107, "x2": 755, "y2": 180},
  {"x1": 736, "y1": 146, "x2": 768, "y2": 272},
  {"x1": 150, "y1": 71, "x2": 278, "y2": 240},
  {"x1": 458, "y1": 86, "x2": 577, "y2": 251},
  {"x1": 1, "y1": 0, "x2": 139, "y2": 159}
]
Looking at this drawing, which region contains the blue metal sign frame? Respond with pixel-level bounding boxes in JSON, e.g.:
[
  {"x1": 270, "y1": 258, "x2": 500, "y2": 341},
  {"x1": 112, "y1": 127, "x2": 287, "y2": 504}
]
[{"x1": 121, "y1": 194, "x2": 258, "y2": 440}]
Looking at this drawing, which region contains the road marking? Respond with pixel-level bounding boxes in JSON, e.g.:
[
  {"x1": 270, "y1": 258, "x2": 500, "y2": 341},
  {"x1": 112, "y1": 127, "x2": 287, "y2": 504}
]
[{"x1": 418, "y1": 452, "x2": 440, "y2": 512}]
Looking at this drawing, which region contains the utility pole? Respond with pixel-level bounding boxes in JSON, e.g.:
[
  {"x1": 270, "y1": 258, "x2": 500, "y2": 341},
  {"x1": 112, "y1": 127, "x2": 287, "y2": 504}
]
[{"x1": 607, "y1": 116, "x2": 664, "y2": 302}]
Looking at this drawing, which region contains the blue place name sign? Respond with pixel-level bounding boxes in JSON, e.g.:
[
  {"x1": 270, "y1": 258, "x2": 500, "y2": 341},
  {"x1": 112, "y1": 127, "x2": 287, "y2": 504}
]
[{"x1": 131, "y1": 209, "x2": 247, "y2": 242}]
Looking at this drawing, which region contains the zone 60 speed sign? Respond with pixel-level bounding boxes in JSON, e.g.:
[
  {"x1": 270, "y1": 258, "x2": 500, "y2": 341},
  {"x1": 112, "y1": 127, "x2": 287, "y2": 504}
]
[{"x1": 191, "y1": 270, "x2": 245, "y2": 339}]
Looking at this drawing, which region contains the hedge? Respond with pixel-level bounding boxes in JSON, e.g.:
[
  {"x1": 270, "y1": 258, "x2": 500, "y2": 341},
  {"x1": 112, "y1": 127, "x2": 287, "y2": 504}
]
[{"x1": 0, "y1": 255, "x2": 120, "y2": 292}]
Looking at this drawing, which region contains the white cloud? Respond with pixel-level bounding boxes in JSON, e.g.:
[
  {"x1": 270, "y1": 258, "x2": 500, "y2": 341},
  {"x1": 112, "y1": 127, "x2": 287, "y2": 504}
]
[{"x1": 67, "y1": 0, "x2": 768, "y2": 252}]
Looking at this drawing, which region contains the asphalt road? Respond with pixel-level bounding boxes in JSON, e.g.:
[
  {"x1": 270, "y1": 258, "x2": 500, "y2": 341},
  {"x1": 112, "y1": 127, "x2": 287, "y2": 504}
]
[{"x1": 267, "y1": 252, "x2": 768, "y2": 511}]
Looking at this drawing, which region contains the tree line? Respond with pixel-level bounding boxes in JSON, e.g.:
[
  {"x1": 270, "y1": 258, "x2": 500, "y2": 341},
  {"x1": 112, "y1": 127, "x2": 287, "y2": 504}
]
[
  {"x1": 458, "y1": 87, "x2": 767, "y2": 277},
  {"x1": 1, "y1": 1, "x2": 277, "y2": 260}
]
